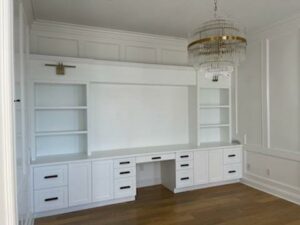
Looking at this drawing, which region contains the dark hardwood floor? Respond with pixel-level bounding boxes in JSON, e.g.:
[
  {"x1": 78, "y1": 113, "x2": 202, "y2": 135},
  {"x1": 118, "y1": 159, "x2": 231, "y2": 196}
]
[{"x1": 35, "y1": 183, "x2": 300, "y2": 225}]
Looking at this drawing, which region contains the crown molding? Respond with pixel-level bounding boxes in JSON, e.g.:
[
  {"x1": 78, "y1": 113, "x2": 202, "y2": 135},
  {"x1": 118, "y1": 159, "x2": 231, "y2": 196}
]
[{"x1": 31, "y1": 20, "x2": 188, "y2": 48}]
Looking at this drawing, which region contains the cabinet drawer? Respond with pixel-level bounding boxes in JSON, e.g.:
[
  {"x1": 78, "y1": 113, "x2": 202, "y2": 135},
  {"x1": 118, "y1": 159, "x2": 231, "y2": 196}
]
[
  {"x1": 136, "y1": 153, "x2": 175, "y2": 164},
  {"x1": 224, "y1": 148, "x2": 242, "y2": 165},
  {"x1": 114, "y1": 178, "x2": 136, "y2": 198},
  {"x1": 176, "y1": 152, "x2": 193, "y2": 161},
  {"x1": 176, "y1": 160, "x2": 193, "y2": 170},
  {"x1": 34, "y1": 187, "x2": 68, "y2": 213},
  {"x1": 114, "y1": 158, "x2": 135, "y2": 168},
  {"x1": 224, "y1": 164, "x2": 242, "y2": 180},
  {"x1": 34, "y1": 165, "x2": 68, "y2": 190},
  {"x1": 176, "y1": 169, "x2": 194, "y2": 188},
  {"x1": 114, "y1": 167, "x2": 136, "y2": 179}
]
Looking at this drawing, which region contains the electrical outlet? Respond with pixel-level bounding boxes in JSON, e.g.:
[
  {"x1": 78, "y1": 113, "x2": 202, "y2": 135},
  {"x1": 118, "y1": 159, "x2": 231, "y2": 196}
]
[
  {"x1": 139, "y1": 164, "x2": 144, "y2": 171},
  {"x1": 266, "y1": 169, "x2": 271, "y2": 176},
  {"x1": 247, "y1": 163, "x2": 251, "y2": 170}
]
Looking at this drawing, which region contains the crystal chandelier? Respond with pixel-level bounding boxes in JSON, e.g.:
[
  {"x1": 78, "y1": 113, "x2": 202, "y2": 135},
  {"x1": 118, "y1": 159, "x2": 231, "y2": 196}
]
[{"x1": 187, "y1": 0, "x2": 247, "y2": 79}]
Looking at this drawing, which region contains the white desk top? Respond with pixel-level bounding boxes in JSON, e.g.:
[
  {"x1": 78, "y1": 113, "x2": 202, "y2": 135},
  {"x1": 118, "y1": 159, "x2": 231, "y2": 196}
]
[{"x1": 31, "y1": 142, "x2": 242, "y2": 166}]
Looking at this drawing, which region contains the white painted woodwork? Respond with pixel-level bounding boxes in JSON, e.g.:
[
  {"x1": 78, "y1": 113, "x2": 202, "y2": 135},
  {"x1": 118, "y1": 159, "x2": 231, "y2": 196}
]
[
  {"x1": 223, "y1": 148, "x2": 242, "y2": 165},
  {"x1": 30, "y1": 21, "x2": 188, "y2": 65},
  {"x1": 193, "y1": 151, "x2": 209, "y2": 185},
  {"x1": 114, "y1": 178, "x2": 136, "y2": 199},
  {"x1": 34, "y1": 165, "x2": 68, "y2": 190},
  {"x1": 136, "y1": 153, "x2": 175, "y2": 164},
  {"x1": 92, "y1": 160, "x2": 114, "y2": 202},
  {"x1": 224, "y1": 164, "x2": 242, "y2": 180},
  {"x1": 208, "y1": 149, "x2": 224, "y2": 182},
  {"x1": 34, "y1": 187, "x2": 68, "y2": 213},
  {"x1": 68, "y1": 162, "x2": 92, "y2": 207},
  {"x1": 176, "y1": 169, "x2": 194, "y2": 188}
]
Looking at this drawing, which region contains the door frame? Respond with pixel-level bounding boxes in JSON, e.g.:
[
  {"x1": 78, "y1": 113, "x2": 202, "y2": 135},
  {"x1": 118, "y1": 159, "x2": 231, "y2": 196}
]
[{"x1": 0, "y1": 0, "x2": 18, "y2": 224}]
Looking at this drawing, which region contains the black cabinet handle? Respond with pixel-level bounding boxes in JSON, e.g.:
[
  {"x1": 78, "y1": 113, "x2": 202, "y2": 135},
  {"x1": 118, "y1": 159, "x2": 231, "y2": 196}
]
[
  {"x1": 44, "y1": 175, "x2": 58, "y2": 179},
  {"x1": 120, "y1": 161, "x2": 130, "y2": 165},
  {"x1": 229, "y1": 170, "x2": 236, "y2": 174},
  {"x1": 44, "y1": 197, "x2": 58, "y2": 202},
  {"x1": 152, "y1": 157, "x2": 161, "y2": 160},
  {"x1": 181, "y1": 164, "x2": 189, "y2": 167},
  {"x1": 14, "y1": 99, "x2": 21, "y2": 103},
  {"x1": 120, "y1": 186, "x2": 131, "y2": 190},
  {"x1": 181, "y1": 177, "x2": 189, "y2": 181},
  {"x1": 180, "y1": 155, "x2": 189, "y2": 158},
  {"x1": 228, "y1": 154, "x2": 236, "y2": 158},
  {"x1": 120, "y1": 171, "x2": 130, "y2": 175}
]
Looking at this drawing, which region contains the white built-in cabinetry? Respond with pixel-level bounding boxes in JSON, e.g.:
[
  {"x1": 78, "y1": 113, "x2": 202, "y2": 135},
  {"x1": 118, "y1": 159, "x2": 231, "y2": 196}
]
[{"x1": 29, "y1": 55, "x2": 242, "y2": 217}]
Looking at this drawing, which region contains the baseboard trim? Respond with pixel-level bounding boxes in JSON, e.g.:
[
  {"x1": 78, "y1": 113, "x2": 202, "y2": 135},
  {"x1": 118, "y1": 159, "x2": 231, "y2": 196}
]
[
  {"x1": 34, "y1": 196, "x2": 135, "y2": 218},
  {"x1": 174, "y1": 179, "x2": 240, "y2": 193},
  {"x1": 25, "y1": 213, "x2": 34, "y2": 225},
  {"x1": 242, "y1": 173, "x2": 300, "y2": 206}
]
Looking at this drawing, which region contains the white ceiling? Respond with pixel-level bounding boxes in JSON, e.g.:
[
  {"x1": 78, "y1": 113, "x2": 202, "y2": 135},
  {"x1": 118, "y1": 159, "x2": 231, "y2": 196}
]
[{"x1": 32, "y1": 0, "x2": 300, "y2": 37}]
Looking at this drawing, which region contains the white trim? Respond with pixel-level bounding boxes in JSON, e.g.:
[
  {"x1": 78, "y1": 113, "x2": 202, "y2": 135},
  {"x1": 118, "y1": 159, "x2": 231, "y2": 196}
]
[
  {"x1": 242, "y1": 173, "x2": 300, "y2": 206},
  {"x1": 0, "y1": 0, "x2": 18, "y2": 224},
  {"x1": 234, "y1": 67, "x2": 239, "y2": 135},
  {"x1": 244, "y1": 145, "x2": 300, "y2": 162},
  {"x1": 34, "y1": 196, "x2": 135, "y2": 218},
  {"x1": 265, "y1": 39, "x2": 271, "y2": 148}
]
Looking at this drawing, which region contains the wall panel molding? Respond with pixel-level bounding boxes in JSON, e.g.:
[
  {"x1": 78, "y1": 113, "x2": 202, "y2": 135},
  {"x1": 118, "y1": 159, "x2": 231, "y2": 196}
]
[{"x1": 30, "y1": 20, "x2": 188, "y2": 66}]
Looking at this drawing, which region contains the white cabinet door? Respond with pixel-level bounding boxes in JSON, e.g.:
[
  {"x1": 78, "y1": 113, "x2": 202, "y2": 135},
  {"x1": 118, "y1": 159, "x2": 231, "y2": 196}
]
[
  {"x1": 92, "y1": 160, "x2": 114, "y2": 202},
  {"x1": 194, "y1": 150, "x2": 209, "y2": 185},
  {"x1": 209, "y1": 149, "x2": 224, "y2": 182},
  {"x1": 69, "y1": 162, "x2": 92, "y2": 207}
]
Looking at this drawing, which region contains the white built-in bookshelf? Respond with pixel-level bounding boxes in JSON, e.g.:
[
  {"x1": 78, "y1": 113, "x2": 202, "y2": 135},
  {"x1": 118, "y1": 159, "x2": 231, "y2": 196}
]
[
  {"x1": 198, "y1": 87, "x2": 231, "y2": 145},
  {"x1": 32, "y1": 82, "x2": 88, "y2": 160}
]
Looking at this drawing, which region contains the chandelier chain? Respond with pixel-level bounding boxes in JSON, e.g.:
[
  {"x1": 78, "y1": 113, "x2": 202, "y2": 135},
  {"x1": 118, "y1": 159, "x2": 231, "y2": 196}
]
[{"x1": 214, "y1": 0, "x2": 218, "y2": 18}]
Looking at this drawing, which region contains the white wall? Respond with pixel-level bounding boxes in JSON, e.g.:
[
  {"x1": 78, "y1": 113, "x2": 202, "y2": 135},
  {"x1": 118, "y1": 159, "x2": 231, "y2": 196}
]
[
  {"x1": 30, "y1": 20, "x2": 188, "y2": 66},
  {"x1": 238, "y1": 14, "x2": 300, "y2": 203},
  {"x1": 14, "y1": 0, "x2": 32, "y2": 224}
]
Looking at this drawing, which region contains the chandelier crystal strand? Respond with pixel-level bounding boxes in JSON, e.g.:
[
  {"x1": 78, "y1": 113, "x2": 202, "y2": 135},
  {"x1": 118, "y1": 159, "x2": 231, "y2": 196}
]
[{"x1": 188, "y1": 0, "x2": 247, "y2": 79}]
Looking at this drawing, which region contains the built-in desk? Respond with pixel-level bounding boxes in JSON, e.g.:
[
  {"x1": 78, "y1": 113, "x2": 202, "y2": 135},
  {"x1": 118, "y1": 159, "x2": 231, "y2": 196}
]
[{"x1": 31, "y1": 143, "x2": 243, "y2": 217}]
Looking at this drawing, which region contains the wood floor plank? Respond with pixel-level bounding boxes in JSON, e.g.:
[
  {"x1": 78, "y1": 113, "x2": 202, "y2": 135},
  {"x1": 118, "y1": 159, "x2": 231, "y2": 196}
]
[{"x1": 35, "y1": 184, "x2": 300, "y2": 225}]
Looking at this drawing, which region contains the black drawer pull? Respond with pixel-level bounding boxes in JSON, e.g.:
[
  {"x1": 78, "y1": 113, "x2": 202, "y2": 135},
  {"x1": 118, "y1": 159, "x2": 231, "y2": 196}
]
[
  {"x1": 120, "y1": 171, "x2": 130, "y2": 175},
  {"x1": 229, "y1": 170, "x2": 236, "y2": 174},
  {"x1": 228, "y1": 154, "x2": 236, "y2": 158},
  {"x1": 180, "y1": 155, "x2": 189, "y2": 158},
  {"x1": 152, "y1": 157, "x2": 161, "y2": 160},
  {"x1": 181, "y1": 164, "x2": 189, "y2": 167},
  {"x1": 44, "y1": 197, "x2": 58, "y2": 202},
  {"x1": 44, "y1": 175, "x2": 58, "y2": 179},
  {"x1": 181, "y1": 177, "x2": 189, "y2": 181},
  {"x1": 120, "y1": 161, "x2": 130, "y2": 165},
  {"x1": 120, "y1": 186, "x2": 131, "y2": 190}
]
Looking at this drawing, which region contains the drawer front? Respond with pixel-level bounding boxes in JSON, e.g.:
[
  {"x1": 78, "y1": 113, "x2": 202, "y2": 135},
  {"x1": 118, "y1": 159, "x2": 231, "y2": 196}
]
[
  {"x1": 198, "y1": 74, "x2": 230, "y2": 88},
  {"x1": 34, "y1": 165, "x2": 68, "y2": 190},
  {"x1": 224, "y1": 148, "x2": 242, "y2": 165},
  {"x1": 224, "y1": 164, "x2": 242, "y2": 180},
  {"x1": 176, "y1": 152, "x2": 194, "y2": 161},
  {"x1": 114, "y1": 167, "x2": 136, "y2": 179},
  {"x1": 34, "y1": 187, "x2": 68, "y2": 213},
  {"x1": 176, "y1": 160, "x2": 193, "y2": 170},
  {"x1": 114, "y1": 178, "x2": 136, "y2": 198},
  {"x1": 136, "y1": 153, "x2": 175, "y2": 164},
  {"x1": 176, "y1": 169, "x2": 194, "y2": 188},
  {"x1": 114, "y1": 158, "x2": 136, "y2": 168}
]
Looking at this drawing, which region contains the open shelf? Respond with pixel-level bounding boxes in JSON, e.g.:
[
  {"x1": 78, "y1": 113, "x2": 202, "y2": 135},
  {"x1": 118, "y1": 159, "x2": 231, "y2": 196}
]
[
  {"x1": 35, "y1": 106, "x2": 88, "y2": 110},
  {"x1": 199, "y1": 126, "x2": 230, "y2": 144},
  {"x1": 36, "y1": 134, "x2": 87, "y2": 157},
  {"x1": 199, "y1": 105, "x2": 230, "y2": 109},
  {"x1": 199, "y1": 88, "x2": 229, "y2": 106},
  {"x1": 35, "y1": 130, "x2": 88, "y2": 137},
  {"x1": 199, "y1": 124, "x2": 230, "y2": 128},
  {"x1": 35, "y1": 83, "x2": 87, "y2": 107},
  {"x1": 32, "y1": 82, "x2": 89, "y2": 160}
]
